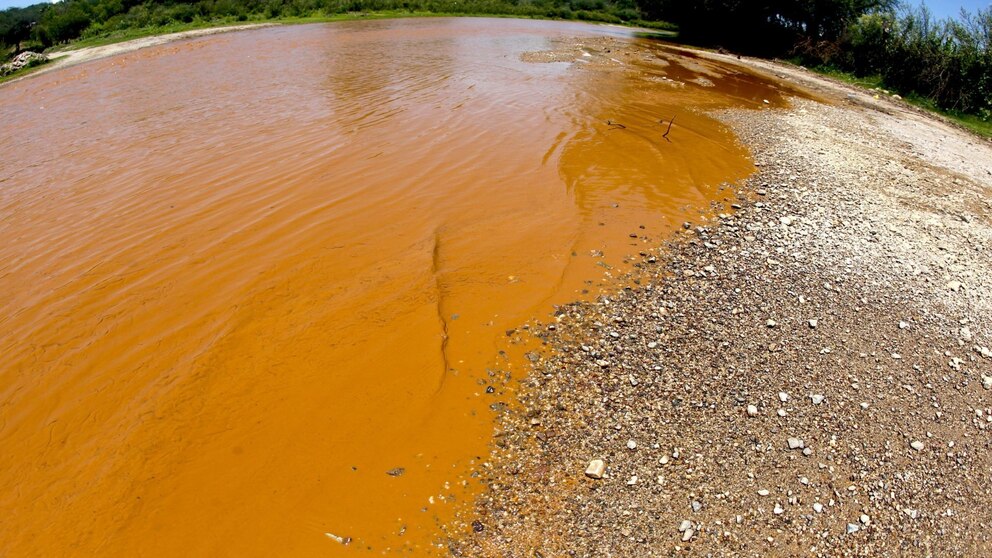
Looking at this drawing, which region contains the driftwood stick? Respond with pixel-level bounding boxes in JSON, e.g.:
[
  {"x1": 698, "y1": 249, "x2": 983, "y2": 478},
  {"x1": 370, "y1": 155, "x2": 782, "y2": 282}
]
[{"x1": 662, "y1": 115, "x2": 676, "y2": 139}]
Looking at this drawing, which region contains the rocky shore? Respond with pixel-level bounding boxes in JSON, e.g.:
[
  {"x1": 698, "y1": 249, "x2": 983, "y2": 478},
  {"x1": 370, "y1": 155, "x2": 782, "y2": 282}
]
[{"x1": 451, "y1": 66, "x2": 992, "y2": 556}]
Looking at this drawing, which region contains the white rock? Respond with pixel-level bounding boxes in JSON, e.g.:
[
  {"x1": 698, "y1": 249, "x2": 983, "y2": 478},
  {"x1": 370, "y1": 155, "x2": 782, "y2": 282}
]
[
  {"x1": 773, "y1": 503, "x2": 784, "y2": 515},
  {"x1": 627, "y1": 439, "x2": 637, "y2": 450},
  {"x1": 681, "y1": 528, "x2": 694, "y2": 542},
  {"x1": 788, "y1": 437, "x2": 805, "y2": 449},
  {"x1": 767, "y1": 319, "x2": 778, "y2": 328},
  {"x1": 757, "y1": 489, "x2": 770, "y2": 496},
  {"x1": 747, "y1": 404, "x2": 759, "y2": 416},
  {"x1": 948, "y1": 280, "x2": 962, "y2": 292},
  {"x1": 808, "y1": 319, "x2": 818, "y2": 328},
  {"x1": 860, "y1": 514, "x2": 870, "y2": 525},
  {"x1": 777, "y1": 408, "x2": 788, "y2": 417},
  {"x1": 982, "y1": 376, "x2": 992, "y2": 390},
  {"x1": 910, "y1": 441, "x2": 924, "y2": 451},
  {"x1": 779, "y1": 392, "x2": 790, "y2": 402},
  {"x1": 678, "y1": 520, "x2": 692, "y2": 532},
  {"x1": 813, "y1": 503, "x2": 824, "y2": 513},
  {"x1": 585, "y1": 459, "x2": 606, "y2": 479},
  {"x1": 811, "y1": 394, "x2": 825, "y2": 405}
]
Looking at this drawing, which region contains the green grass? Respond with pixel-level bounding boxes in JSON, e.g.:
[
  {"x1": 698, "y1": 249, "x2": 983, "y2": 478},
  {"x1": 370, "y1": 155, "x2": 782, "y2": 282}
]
[{"x1": 796, "y1": 63, "x2": 992, "y2": 139}]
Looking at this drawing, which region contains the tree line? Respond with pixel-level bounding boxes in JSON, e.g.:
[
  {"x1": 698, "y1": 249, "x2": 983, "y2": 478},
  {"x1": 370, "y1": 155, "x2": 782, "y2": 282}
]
[{"x1": 2, "y1": 1, "x2": 988, "y2": 119}]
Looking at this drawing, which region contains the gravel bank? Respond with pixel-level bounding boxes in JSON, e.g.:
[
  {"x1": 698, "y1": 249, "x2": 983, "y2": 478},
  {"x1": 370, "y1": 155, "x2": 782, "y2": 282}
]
[{"x1": 450, "y1": 64, "x2": 992, "y2": 556}]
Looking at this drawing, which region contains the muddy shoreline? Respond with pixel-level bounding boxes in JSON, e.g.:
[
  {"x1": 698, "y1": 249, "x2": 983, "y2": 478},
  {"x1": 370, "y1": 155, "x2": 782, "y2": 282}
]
[{"x1": 451, "y1": 54, "x2": 992, "y2": 556}]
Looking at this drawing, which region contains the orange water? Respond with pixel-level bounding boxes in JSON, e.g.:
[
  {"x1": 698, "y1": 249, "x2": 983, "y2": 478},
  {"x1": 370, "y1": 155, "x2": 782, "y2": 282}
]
[{"x1": 0, "y1": 18, "x2": 800, "y2": 556}]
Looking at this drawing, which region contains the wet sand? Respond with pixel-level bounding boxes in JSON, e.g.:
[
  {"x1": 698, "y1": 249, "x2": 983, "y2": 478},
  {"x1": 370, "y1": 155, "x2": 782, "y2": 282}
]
[{"x1": 0, "y1": 19, "x2": 807, "y2": 556}]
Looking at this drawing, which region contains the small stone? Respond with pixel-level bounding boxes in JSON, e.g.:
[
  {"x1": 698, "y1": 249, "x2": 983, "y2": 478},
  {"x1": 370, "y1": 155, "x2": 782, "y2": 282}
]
[
  {"x1": 860, "y1": 514, "x2": 870, "y2": 525},
  {"x1": 899, "y1": 320, "x2": 910, "y2": 329},
  {"x1": 757, "y1": 489, "x2": 770, "y2": 496},
  {"x1": 678, "y1": 520, "x2": 692, "y2": 532},
  {"x1": 585, "y1": 459, "x2": 606, "y2": 479},
  {"x1": 788, "y1": 437, "x2": 804, "y2": 449},
  {"x1": 747, "y1": 404, "x2": 758, "y2": 416},
  {"x1": 777, "y1": 408, "x2": 788, "y2": 417},
  {"x1": 847, "y1": 523, "x2": 860, "y2": 534},
  {"x1": 767, "y1": 319, "x2": 777, "y2": 328},
  {"x1": 813, "y1": 503, "x2": 824, "y2": 513},
  {"x1": 982, "y1": 376, "x2": 992, "y2": 390},
  {"x1": 802, "y1": 447, "x2": 813, "y2": 456},
  {"x1": 627, "y1": 475, "x2": 638, "y2": 485},
  {"x1": 779, "y1": 392, "x2": 790, "y2": 402},
  {"x1": 647, "y1": 341, "x2": 658, "y2": 349},
  {"x1": 860, "y1": 402, "x2": 870, "y2": 410},
  {"x1": 910, "y1": 441, "x2": 924, "y2": 451},
  {"x1": 947, "y1": 280, "x2": 962, "y2": 292},
  {"x1": 691, "y1": 500, "x2": 703, "y2": 512},
  {"x1": 627, "y1": 439, "x2": 637, "y2": 450},
  {"x1": 681, "y1": 528, "x2": 694, "y2": 542},
  {"x1": 386, "y1": 467, "x2": 406, "y2": 477},
  {"x1": 808, "y1": 319, "x2": 818, "y2": 328},
  {"x1": 773, "y1": 503, "x2": 784, "y2": 515},
  {"x1": 811, "y1": 394, "x2": 825, "y2": 405}
]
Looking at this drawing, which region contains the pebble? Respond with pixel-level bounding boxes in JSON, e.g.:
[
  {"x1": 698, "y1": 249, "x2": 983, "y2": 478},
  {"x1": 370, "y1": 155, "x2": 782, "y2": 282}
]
[
  {"x1": 808, "y1": 318, "x2": 818, "y2": 328},
  {"x1": 777, "y1": 409, "x2": 788, "y2": 417},
  {"x1": 678, "y1": 520, "x2": 692, "y2": 532},
  {"x1": 767, "y1": 319, "x2": 778, "y2": 328},
  {"x1": 757, "y1": 489, "x2": 770, "y2": 496},
  {"x1": 747, "y1": 404, "x2": 758, "y2": 416},
  {"x1": 813, "y1": 502, "x2": 824, "y2": 513},
  {"x1": 681, "y1": 528, "x2": 694, "y2": 542},
  {"x1": 691, "y1": 500, "x2": 703, "y2": 512},
  {"x1": 779, "y1": 391, "x2": 790, "y2": 402},
  {"x1": 585, "y1": 459, "x2": 606, "y2": 479},
  {"x1": 982, "y1": 376, "x2": 992, "y2": 390},
  {"x1": 847, "y1": 523, "x2": 860, "y2": 534},
  {"x1": 860, "y1": 514, "x2": 871, "y2": 525},
  {"x1": 787, "y1": 437, "x2": 805, "y2": 449},
  {"x1": 773, "y1": 503, "x2": 784, "y2": 515},
  {"x1": 811, "y1": 394, "x2": 825, "y2": 405},
  {"x1": 911, "y1": 441, "x2": 925, "y2": 451},
  {"x1": 627, "y1": 440, "x2": 637, "y2": 450}
]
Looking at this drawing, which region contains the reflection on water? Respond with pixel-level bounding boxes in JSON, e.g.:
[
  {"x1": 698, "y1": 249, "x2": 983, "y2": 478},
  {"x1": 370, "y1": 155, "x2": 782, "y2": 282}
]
[{"x1": 0, "y1": 18, "x2": 802, "y2": 556}]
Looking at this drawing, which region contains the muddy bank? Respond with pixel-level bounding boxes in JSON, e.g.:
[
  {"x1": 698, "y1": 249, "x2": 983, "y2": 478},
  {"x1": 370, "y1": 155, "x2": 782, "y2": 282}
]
[{"x1": 451, "y1": 59, "x2": 992, "y2": 556}]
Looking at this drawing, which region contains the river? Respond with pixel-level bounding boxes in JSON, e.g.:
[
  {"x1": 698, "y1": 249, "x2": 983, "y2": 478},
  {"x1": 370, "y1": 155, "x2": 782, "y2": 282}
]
[{"x1": 0, "y1": 17, "x2": 800, "y2": 556}]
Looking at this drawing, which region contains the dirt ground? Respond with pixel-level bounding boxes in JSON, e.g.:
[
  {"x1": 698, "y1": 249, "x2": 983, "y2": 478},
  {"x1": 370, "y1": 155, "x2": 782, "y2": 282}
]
[{"x1": 450, "y1": 38, "x2": 992, "y2": 557}]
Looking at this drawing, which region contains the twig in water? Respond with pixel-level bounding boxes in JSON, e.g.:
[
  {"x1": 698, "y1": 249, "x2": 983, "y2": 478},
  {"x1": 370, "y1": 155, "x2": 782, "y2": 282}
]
[
  {"x1": 662, "y1": 115, "x2": 676, "y2": 139},
  {"x1": 607, "y1": 119, "x2": 627, "y2": 129}
]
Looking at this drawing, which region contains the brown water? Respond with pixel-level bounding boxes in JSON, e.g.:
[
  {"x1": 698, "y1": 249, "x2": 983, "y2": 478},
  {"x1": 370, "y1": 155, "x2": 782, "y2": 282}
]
[{"x1": 0, "y1": 18, "x2": 801, "y2": 556}]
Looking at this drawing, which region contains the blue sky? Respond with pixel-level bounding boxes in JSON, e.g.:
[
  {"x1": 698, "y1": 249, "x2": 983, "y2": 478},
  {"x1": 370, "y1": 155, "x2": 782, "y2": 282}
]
[{"x1": 0, "y1": 0, "x2": 989, "y2": 19}]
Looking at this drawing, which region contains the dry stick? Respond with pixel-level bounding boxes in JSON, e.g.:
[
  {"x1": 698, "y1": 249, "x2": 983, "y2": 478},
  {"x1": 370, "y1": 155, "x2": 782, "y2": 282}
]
[{"x1": 662, "y1": 115, "x2": 676, "y2": 139}]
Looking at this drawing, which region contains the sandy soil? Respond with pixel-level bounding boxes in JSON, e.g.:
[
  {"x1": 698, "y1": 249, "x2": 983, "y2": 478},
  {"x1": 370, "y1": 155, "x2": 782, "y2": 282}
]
[{"x1": 451, "y1": 39, "x2": 992, "y2": 557}]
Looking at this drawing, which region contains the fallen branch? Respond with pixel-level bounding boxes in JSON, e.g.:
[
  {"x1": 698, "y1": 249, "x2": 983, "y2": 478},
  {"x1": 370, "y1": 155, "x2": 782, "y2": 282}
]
[{"x1": 662, "y1": 115, "x2": 676, "y2": 139}]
